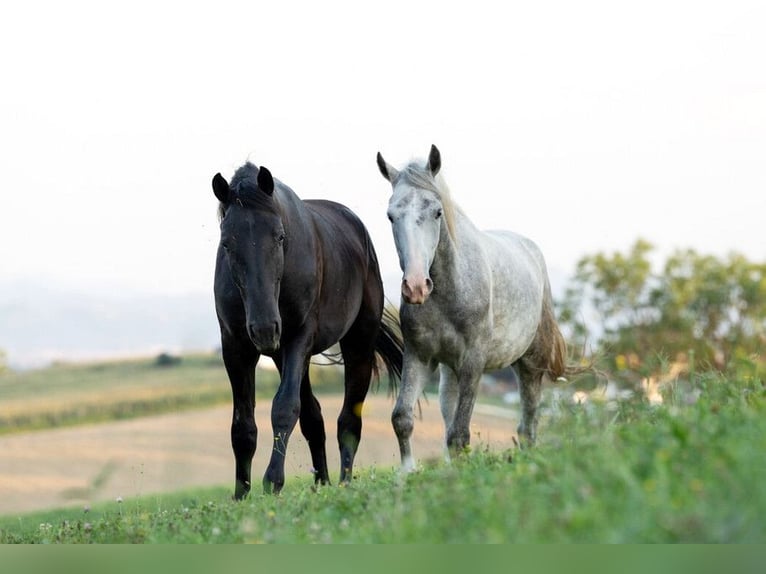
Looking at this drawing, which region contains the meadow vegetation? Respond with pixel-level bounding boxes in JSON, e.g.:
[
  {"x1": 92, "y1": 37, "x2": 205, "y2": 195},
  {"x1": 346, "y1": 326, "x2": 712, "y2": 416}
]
[
  {"x1": 1, "y1": 369, "x2": 762, "y2": 543},
  {"x1": 1, "y1": 244, "x2": 762, "y2": 542},
  {"x1": 0, "y1": 353, "x2": 343, "y2": 435}
]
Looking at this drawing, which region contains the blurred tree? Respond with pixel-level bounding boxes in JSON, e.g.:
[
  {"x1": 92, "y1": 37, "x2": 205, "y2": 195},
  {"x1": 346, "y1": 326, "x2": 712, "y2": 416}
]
[{"x1": 558, "y1": 240, "x2": 766, "y2": 376}]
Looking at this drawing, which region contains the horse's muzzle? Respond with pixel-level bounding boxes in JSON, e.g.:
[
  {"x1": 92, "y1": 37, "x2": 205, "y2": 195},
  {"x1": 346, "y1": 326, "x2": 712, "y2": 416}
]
[
  {"x1": 248, "y1": 320, "x2": 281, "y2": 353},
  {"x1": 401, "y1": 277, "x2": 433, "y2": 305}
]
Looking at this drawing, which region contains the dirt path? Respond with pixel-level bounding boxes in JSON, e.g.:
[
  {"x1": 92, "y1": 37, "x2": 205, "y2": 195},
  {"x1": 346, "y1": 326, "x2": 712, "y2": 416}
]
[{"x1": 0, "y1": 395, "x2": 518, "y2": 516}]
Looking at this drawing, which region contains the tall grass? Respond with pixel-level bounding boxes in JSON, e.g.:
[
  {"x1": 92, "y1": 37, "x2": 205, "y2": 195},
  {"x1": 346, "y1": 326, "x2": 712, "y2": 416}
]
[{"x1": 2, "y1": 372, "x2": 763, "y2": 543}]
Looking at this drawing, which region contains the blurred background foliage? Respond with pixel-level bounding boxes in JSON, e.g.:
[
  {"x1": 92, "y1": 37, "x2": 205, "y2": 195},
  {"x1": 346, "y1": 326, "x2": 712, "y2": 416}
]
[{"x1": 558, "y1": 239, "x2": 765, "y2": 385}]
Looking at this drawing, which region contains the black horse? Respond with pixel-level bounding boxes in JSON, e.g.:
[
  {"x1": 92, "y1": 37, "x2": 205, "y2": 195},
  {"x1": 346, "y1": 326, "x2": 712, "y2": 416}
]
[{"x1": 212, "y1": 162, "x2": 403, "y2": 497}]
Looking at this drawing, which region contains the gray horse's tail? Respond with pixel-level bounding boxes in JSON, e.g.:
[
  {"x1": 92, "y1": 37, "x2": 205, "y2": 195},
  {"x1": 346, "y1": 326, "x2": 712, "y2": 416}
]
[
  {"x1": 540, "y1": 289, "x2": 567, "y2": 380},
  {"x1": 540, "y1": 285, "x2": 596, "y2": 382},
  {"x1": 373, "y1": 304, "x2": 404, "y2": 395}
]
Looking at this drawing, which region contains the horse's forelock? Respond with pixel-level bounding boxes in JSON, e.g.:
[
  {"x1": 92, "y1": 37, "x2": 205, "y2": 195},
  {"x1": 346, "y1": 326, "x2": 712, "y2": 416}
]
[
  {"x1": 227, "y1": 162, "x2": 277, "y2": 210},
  {"x1": 395, "y1": 164, "x2": 458, "y2": 242},
  {"x1": 230, "y1": 162, "x2": 260, "y2": 194}
]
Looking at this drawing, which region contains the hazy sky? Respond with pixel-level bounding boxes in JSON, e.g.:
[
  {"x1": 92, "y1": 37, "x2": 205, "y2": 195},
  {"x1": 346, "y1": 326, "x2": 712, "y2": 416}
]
[{"x1": 2, "y1": 1, "x2": 764, "y2": 300}]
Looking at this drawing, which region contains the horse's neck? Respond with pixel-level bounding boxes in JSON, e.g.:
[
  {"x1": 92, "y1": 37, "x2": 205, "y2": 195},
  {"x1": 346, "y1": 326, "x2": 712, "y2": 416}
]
[
  {"x1": 275, "y1": 186, "x2": 305, "y2": 233},
  {"x1": 430, "y1": 211, "x2": 481, "y2": 294},
  {"x1": 275, "y1": 186, "x2": 318, "y2": 262}
]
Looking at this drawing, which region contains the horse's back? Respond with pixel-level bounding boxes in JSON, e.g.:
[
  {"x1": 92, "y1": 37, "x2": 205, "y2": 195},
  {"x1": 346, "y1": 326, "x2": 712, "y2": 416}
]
[
  {"x1": 302, "y1": 199, "x2": 383, "y2": 348},
  {"x1": 481, "y1": 230, "x2": 548, "y2": 288},
  {"x1": 479, "y1": 229, "x2": 549, "y2": 369},
  {"x1": 303, "y1": 199, "x2": 380, "y2": 273},
  {"x1": 304, "y1": 200, "x2": 369, "y2": 241}
]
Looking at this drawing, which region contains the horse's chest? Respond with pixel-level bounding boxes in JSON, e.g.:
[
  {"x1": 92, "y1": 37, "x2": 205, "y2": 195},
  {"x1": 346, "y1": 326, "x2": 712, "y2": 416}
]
[{"x1": 401, "y1": 305, "x2": 484, "y2": 365}]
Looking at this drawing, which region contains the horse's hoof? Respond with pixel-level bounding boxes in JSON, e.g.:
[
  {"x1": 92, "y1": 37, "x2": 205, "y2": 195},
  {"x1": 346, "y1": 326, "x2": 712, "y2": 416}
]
[
  {"x1": 262, "y1": 477, "x2": 284, "y2": 495},
  {"x1": 399, "y1": 456, "x2": 418, "y2": 474},
  {"x1": 233, "y1": 480, "x2": 251, "y2": 501}
]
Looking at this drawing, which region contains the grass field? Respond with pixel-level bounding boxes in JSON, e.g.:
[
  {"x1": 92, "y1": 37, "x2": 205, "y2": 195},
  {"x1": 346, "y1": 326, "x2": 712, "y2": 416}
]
[
  {"x1": 1, "y1": 368, "x2": 763, "y2": 543},
  {"x1": 0, "y1": 353, "x2": 346, "y2": 435}
]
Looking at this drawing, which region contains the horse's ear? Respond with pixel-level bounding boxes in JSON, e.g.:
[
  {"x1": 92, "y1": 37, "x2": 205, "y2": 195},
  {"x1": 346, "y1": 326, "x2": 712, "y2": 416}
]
[
  {"x1": 377, "y1": 152, "x2": 399, "y2": 182},
  {"x1": 257, "y1": 166, "x2": 275, "y2": 196},
  {"x1": 212, "y1": 173, "x2": 230, "y2": 203},
  {"x1": 428, "y1": 145, "x2": 441, "y2": 176}
]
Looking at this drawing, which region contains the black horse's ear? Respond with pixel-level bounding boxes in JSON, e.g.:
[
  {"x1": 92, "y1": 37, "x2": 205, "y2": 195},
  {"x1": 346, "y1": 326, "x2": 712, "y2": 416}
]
[
  {"x1": 428, "y1": 144, "x2": 441, "y2": 176},
  {"x1": 257, "y1": 166, "x2": 275, "y2": 196},
  {"x1": 212, "y1": 173, "x2": 230, "y2": 203},
  {"x1": 377, "y1": 152, "x2": 398, "y2": 182}
]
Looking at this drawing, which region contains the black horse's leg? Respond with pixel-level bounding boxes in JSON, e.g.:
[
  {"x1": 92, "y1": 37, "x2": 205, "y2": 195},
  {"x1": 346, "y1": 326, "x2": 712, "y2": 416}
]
[
  {"x1": 337, "y1": 334, "x2": 375, "y2": 484},
  {"x1": 263, "y1": 344, "x2": 308, "y2": 494},
  {"x1": 298, "y1": 371, "x2": 330, "y2": 485},
  {"x1": 222, "y1": 341, "x2": 258, "y2": 500}
]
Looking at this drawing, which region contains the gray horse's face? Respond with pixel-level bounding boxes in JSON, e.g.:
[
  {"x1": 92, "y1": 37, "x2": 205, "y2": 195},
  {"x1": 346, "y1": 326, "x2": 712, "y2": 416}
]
[
  {"x1": 387, "y1": 185, "x2": 443, "y2": 304},
  {"x1": 377, "y1": 145, "x2": 444, "y2": 305}
]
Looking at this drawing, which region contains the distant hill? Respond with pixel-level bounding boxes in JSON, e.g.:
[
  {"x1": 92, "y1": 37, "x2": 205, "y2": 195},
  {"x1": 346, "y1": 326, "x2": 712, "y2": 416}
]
[
  {"x1": 0, "y1": 280, "x2": 219, "y2": 369},
  {"x1": 1, "y1": 265, "x2": 567, "y2": 370}
]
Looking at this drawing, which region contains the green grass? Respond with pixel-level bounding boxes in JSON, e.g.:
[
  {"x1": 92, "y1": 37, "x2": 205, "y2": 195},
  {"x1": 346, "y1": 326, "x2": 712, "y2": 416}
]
[
  {"x1": 2, "y1": 372, "x2": 763, "y2": 543},
  {"x1": 0, "y1": 353, "x2": 345, "y2": 435},
  {"x1": 0, "y1": 353, "x2": 231, "y2": 434}
]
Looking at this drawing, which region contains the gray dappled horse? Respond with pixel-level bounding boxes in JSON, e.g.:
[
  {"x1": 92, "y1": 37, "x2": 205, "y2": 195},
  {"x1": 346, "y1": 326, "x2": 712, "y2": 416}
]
[{"x1": 377, "y1": 145, "x2": 566, "y2": 471}]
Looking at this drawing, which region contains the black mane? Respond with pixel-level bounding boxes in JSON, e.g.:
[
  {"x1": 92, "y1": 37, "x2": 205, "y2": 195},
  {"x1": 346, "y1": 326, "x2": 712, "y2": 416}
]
[{"x1": 218, "y1": 162, "x2": 274, "y2": 220}]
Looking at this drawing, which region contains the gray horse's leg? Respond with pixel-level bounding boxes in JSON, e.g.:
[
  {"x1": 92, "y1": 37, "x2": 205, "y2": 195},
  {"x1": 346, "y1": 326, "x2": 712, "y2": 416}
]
[
  {"x1": 445, "y1": 369, "x2": 481, "y2": 456},
  {"x1": 515, "y1": 283, "x2": 566, "y2": 447},
  {"x1": 391, "y1": 355, "x2": 431, "y2": 472},
  {"x1": 438, "y1": 365, "x2": 459, "y2": 434},
  {"x1": 516, "y1": 357, "x2": 543, "y2": 447}
]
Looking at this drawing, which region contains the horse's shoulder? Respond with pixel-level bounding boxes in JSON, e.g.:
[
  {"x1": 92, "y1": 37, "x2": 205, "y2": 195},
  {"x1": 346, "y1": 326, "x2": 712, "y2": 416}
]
[
  {"x1": 302, "y1": 200, "x2": 371, "y2": 256},
  {"x1": 304, "y1": 199, "x2": 360, "y2": 225},
  {"x1": 304, "y1": 198, "x2": 342, "y2": 210}
]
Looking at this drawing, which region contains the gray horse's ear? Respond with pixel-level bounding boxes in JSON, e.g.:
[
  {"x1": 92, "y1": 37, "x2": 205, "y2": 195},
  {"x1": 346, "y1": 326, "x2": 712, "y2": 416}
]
[
  {"x1": 212, "y1": 173, "x2": 230, "y2": 203},
  {"x1": 377, "y1": 152, "x2": 398, "y2": 182},
  {"x1": 257, "y1": 166, "x2": 275, "y2": 196},
  {"x1": 428, "y1": 145, "x2": 441, "y2": 176}
]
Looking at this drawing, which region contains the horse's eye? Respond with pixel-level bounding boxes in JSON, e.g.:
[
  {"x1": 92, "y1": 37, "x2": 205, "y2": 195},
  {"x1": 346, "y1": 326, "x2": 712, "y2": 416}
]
[
  {"x1": 277, "y1": 233, "x2": 285, "y2": 243},
  {"x1": 435, "y1": 208, "x2": 443, "y2": 219}
]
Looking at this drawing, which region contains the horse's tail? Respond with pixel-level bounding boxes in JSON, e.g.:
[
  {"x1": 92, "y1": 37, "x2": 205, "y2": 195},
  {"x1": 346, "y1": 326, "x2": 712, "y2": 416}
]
[
  {"x1": 541, "y1": 283, "x2": 596, "y2": 382},
  {"x1": 539, "y1": 284, "x2": 568, "y2": 381},
  {"x1": 373, "y1": 303, "x2": 404, "y2": 395}
]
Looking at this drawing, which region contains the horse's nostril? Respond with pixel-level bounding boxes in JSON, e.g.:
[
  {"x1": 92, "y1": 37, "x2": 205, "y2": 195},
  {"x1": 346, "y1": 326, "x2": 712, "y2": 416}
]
[
  {"x1": 248, "y1": 320, "x2": 281, "y2": 352},
  {"x1": 425, "y1": 277, "x2": 433, "y2": 292}
]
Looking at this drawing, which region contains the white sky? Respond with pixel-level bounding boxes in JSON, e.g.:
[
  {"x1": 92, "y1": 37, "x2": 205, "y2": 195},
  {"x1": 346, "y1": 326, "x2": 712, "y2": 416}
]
[{"x1": 1, "y1": 1, "x2": 764, "y2": 299}]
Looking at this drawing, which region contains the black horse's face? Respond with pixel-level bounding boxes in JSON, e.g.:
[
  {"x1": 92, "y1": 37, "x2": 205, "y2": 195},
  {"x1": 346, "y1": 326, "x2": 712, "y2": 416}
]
[{"x1": 214, "y1": 166, "x2": 284, "y2": 354}]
